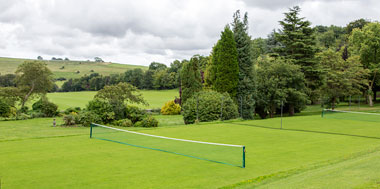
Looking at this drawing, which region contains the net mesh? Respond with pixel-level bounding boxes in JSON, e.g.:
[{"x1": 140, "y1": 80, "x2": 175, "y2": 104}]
[
  {"x1": 323, "y1": 109, "x2": 380, "y2": 123},
  {"x1": 90, "y1": 123, "x2": 245, "y2": 168}
]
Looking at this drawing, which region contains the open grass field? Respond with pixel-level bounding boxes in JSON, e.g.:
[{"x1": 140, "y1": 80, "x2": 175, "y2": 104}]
[
  {"x1": 0, "y1": 57, "x2": 147, "y2": 79},
  {"x1": 1, "y1": 114, "x2": 380, "y2": 188},
  {"x1": 39, "y1": 89, "x2": 179, "y2": 110}
]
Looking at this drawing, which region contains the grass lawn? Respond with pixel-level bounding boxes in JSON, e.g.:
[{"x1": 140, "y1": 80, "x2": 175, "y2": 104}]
[
  {"x1": 43, "y1": 89, "x2": 179, "y2": 110},
  {"x1": 1, "y1": 114, "x2": 380, "y2": 188}
]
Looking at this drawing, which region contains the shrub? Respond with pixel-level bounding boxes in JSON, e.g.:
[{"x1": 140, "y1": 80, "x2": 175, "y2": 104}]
[
  {"x1": 63, "y1": 113, "x2": 77, "y2": 126},
  {"x1": 86, "y1": 99, "x2": 114, "y2": 123},
  {"x1": 0, "y1": 100, "x2": 10, "y2": 117},
  {"x1": 182, "y1": 90, "x2": 239, "y2": 124},
  {"x1": 113, "y1": 119, "x2": 133, "y2": 127},
  {"x1": 139, "y1": 116, "x2": 159, "y2": 127},
  {"x1": 32, "y1": 96, "x2": 58, "y2": 117},
  {"x1": 78, "y1": 111, "x2": 101, "y2": 127},
  {"x1": 125, "y1": 105, "x2": 146, "y2": 123},
  {"x1": 16, "y1": 113, "x2": 31, "y2": 120},
  {"x1": 161, "y1": 100, "x2": 181, "y2": 115},
  {"x1": 64, "y1": 107, "x2": 81, "y2": 114}
]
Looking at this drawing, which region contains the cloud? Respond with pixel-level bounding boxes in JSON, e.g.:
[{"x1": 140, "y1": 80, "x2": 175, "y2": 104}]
[{"x1": 0, "y1": 0, "x2": 379, "y2": 66}]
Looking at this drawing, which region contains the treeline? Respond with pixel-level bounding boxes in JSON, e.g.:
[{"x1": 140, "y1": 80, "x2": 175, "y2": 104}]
[{"x1": 60, "y1": 58, "x2": 209, "y2": 92}]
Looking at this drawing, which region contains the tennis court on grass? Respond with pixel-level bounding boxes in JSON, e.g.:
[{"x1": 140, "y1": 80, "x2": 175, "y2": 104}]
[{"x1": 230, "y1": 110, "x2": 380, "y2": 140}]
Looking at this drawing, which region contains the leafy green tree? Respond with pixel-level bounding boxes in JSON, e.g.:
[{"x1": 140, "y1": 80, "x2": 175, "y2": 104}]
[
  {"x1": 275, "y1": 6, "x2": 322, "y2": 102},
  {"x1": 232, "y1": 10, "x2": 256, "y2": 119},
  {"x1": 180, "y1": 56, "x2": 202, "y2": 104},
  {"x1": 142, "y1": 70, "x2": 155, "y2": 89},
  {"x1": 349, "y1": 22, "x2": 380, "y2": 106},
  {"x1": 212, "y1": 26, "x2": 239, "y2": 99},
  {"x1": 153, "y1": 70, "x2": 175, "y2": 89},
  {"x1": 0, "y1": 74, "x2": 16, "y2": 87},
  {"x1": 124, "y1": 68, "x2": 144, "y2": 88},
  {"x1": 256, "y1": 57, "x2": 308, "y2": 118},
  {"x1": 0, "y1": 87, "x2": 22, "y2": 106},
  {"x1": 318, "y1": 49, "x2": 369, "y2": 109},
  {"x1": 346, "y1": 18, "x2": 370, "y2": 34},
  {"x1": 149, "y1": 62, "x2": 167, "y2": 71},
  {"x1": 15, "y1": 61, "x2": 54, "y2": 110},
  {"x1": 251, "y1": 38, "x2": 268, "y2": 61}
]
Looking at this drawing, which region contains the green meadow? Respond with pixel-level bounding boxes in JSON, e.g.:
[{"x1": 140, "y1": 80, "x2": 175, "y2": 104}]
[
  {"x1": 1, "y1": 114, "x2": 380, "y2": 188},
  {"x1": 0, "y1": 57, "x2": 147, "y2": 79}
]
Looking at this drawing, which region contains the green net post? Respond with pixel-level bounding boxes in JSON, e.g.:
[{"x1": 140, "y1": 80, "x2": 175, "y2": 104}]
[
  {"x1": 90, "y1": 123, "x2": 93, "y2": 138},
  {"x1": 242, "y1": 146, "x2": 246, "y2": 168}
]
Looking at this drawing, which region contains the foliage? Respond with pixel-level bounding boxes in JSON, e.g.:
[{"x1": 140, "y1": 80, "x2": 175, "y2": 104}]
[
  {"x1": 149, "y1": 62, "x2": 167, "y2": 71},
  {"x1": 86, "y1": 98, "x2": 115, "y2": 123},
  {"x1": 0, "y1": 74, "x2": 16, "y2": 87},
  {"x1": 181, "y1": 55, "x2": 203, "y2": 104},
  {"x1": 0, "y1": 100, "x2": 11, "y2": 117},
  {"x1": 125, "y1": 105, "x2": 147, "y2": 123},
  {"x1": 182, "y1": 90, "x2": 238, "y2": 124},
  {"x1": 138, "y1": 116, "x2": 159, "y2": 127},
  {"x1": 256, "y1": 57, "x2": 308, "y2": 118},
  {"x1": 153, "y1": 69, "x2": 176, "y2": 89},
  {"x1": 15, "y1": 61, "x2": 54, "y2": 109},
  {"x1": 161, "y1": 100, "x2": 181, "y2": 115},
  {"x1": 211, "y1": 26, "x2": 239, "y2": 99},
  {"x1": 32, "y1": 96, "x2": 58, "y2": 117},
  {"x1": 63, "y1": 112, "x2": 77, "y2": 126},
  {"x1": 78, "y1": 111, "x2": 101, "y2": 127},
  {"x1": 112, "y1": 119, "x2": 133, "y2": 127},
  {"x1": 232, "y1": 10, "x2": 256, "y2": 119},
  {"x1": 318, "y1": 49, "x2": 369, "y2": 109},
  {"x1": 64, "y1": 107, "x2": 81, "y2": 114},
  {"x1": 95, "y1": 82, "x2": 147, "y2": 106},
  {"x1": 0, "y1": 87, "x2": 22, "y2": 106},
  {"x1": 275, "y1": 6, "x2": 323, "y2": 101}
]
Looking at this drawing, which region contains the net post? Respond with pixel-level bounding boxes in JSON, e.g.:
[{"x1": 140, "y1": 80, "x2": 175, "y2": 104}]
[
  {"x1": 242, "y1": 146, "x2": 246, "y2": 168},
  {"x1": 90, "y1": 123, "x2": 93, "y2": 138}
]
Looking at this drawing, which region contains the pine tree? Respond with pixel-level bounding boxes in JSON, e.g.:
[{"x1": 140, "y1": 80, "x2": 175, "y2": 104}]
[
  {"x1": 212, "y1": 26, "x2": 239, "y2": 99},
  {"x1": 232, "y1": 10, "x2": 255, "y2": 119},
  {"x1": 180, "y1": 56, "x2": 202, "y2": 104},
  {"x1": 275, "y1": 6, "x2": 322, "y2": 102}
]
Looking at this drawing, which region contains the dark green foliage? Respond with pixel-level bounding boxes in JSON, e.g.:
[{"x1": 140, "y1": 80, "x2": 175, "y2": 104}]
[
  {"x1": 86, "y1": 99, "x2": 115, "y2": 123},
  {"x1": 149, "y1": 62, "x2": 167, "y2": 71},
  {"x1": 275, "y1": 6, "x2": 323, "y2": 101},
  {"x1": 64, "y1": 107, "x2": 81, "y2": 114},
  {"x1": 0, "y1": 100, "x2": 11, "y2": 117},
  {"x1": 346, "y1": 18, "x2": 370, "y2": 34},
  {"x1": 124, "y1": 69, "x2": 144, "y2": 89},
  {"x1": 142, "y1": 70, "x2": 155, "y2": 89},
  {"x1": 212, "y1": 26, "x2": 239, "y2": 99},
  {"x1": 139, "y1": 116, "x2": 158, "y2": 127},
  {"x1": 256, "y1": 57, "x2": 308, "y2": 118},
  {"x1": 182, "y1": 90, "x2": 238, "y2": 124},
  {"x1": 32, "y1": 96, "x2": 58, "y2": 117},
  {"x1": 63, "y1": 113, "x2": 77, "y2": 126},
  {"x1": 0, "y1": 74, "x2": 16, "y2": 87},
  {"x1": 113, "y1": 119, "x2": 133, "y2": 127},
  {"x1": 232, "y1": 10, "x2": 256, "y2": 119},
  {"x1": 181, "y1": 56, "x2": 202, "y2": 104},
  {"x1": 78, "y1": 111, "x2": 101, "y2": 127},
  {"x1": 125, "y1": 105, "x2": 146, "y2": 123}
]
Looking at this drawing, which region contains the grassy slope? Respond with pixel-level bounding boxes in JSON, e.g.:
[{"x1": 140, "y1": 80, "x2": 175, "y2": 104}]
[
  {"x1": 44, "y1": 89, "x2": 179, "y2": 110},
  {"x1": 0, "y1": 57, "x2": 147, "y2": 79},
  {"x1": 1, "y1": 115, "x2": 380, "y2": 188}
]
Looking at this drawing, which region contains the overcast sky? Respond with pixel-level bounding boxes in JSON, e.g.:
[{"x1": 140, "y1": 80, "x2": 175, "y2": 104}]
[{"x1": 0, "y1": 0, "x2": 379, "y2": 66}]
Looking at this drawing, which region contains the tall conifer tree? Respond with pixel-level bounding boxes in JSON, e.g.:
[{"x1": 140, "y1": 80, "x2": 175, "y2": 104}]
[
  {"x1": 232, "y1": 10, "x2": 255, "y2": 119},
  {"x1": 180, "y1": 56, "x2": 202, "y2": 104},
  {"x1": 275, "y1": 6, "x2": 322, "y2": 101}
]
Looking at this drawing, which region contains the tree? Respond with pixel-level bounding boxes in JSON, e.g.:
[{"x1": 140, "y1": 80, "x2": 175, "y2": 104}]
[
  {"x1": 180, "y1": 56, "x2": 202, "y2": 104},
  {"x1": 0, "y1": 74, "x2": 16, "y2": 87},
  {"x1": 350, "y1": 22, "x2": 380, "y2": 106},
  {"x1": 232, "y1": 10, "x2": 256, "y2": 119},
  {"x1": 142, "y1": 70, "x2": 155, "y2": 89},
  {"x1": 15, "y1": 61, "x2": 54, "y2": 110},
  {"x1": 153, "y1": 70, "x2": 175, "y2": 90},
  {"x1": 256, "y1": 57, "x2": 308, "y2": 118},
  {"x1": 275, "y1": 6, "x2": 322, "y2": 102},
  {"x1": 318, "y1": 49, "x2": 369, "y2": 109},
  {"x1": 148, "y1": 62, "x2": 167, "y2": 71},
  {"x1": 346, "y1": 18, "x2": 370, "y2": 34},
  {"x1": 94, "y1": 57, "x2": 104, "y2": 62},
  {"x1": 212, "y1": 26, "x2": 239, "y2": 99},
  {"x1": 37, "y1": 56, "x2": 43, "y2": 60}
]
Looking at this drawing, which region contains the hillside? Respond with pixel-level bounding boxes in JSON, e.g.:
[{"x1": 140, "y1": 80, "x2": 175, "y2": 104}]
[{"x1": 0, "y1": 57, "x2": 147, "y2": 79}]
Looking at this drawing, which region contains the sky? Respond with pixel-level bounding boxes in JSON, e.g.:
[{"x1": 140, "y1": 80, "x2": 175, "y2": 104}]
[{"x1": 0, "y1": 0, "x2": 379, "y2": 66}]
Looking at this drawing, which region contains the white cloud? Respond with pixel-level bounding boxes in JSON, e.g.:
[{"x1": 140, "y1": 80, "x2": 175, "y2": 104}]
[{"x1": 0, "y1": 0, "x2": 379, "y2": 66}]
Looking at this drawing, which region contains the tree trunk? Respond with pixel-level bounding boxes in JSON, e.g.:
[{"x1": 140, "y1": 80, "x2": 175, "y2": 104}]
[
  {"x1": 288, "y1": 104, "x2": 295, "y2": 116},
  {"x1": 332, "y1": 97, "x2": 336, "y2": 110},
  {"x1": 368, "y1": 94, "x2": 373, "y2": 107},
  {"x1": 21, "y1": 83, "x2": 35, "y2": 111}
]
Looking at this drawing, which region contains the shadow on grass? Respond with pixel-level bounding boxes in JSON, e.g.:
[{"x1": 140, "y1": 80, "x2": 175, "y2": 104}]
[{"x1": 230, "y1": 122, "x2": 380, "y2": 140}]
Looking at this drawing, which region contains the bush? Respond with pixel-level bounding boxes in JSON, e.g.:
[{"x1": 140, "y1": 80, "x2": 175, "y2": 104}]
[
  {"x1": 16, "y1": 113, "x2": 31, "y2": 120},
  {"x1": 139, "y1": 116, "x2": 158, "y2": 127},
  {"x1": 87, "y1": 99, "x2": 114, "y2": 123},
  {"x1": 78, "y1": 111, "x2": 101, "y2": 127},
  {"x1": 64, "y1": 107, "x2": 81, "y2": 114},
  {"x1": 113, "y1": 119, "x2": 133, "y2": 127},
  {"x1": 63, "y1": 112, "x2": 77, "y2": 126},
  {"x1": 0, "y1": 100, "x2": 11, "y2": 117},
  {"x1": 32, "y1": 96, "x2": 58, "y2": 117},
  {"x1": 182, "y1": 90, "x2": 238, "y2": 124},
  {"x1": 161, "y1": 100, "x2": 181, "y2": 115},
  {"x1": 125, "y1": 105, "x2": 146, "y2": 123}
]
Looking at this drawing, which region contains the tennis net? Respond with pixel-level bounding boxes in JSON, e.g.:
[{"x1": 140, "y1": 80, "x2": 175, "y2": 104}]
[
  {"x1": 90, "y1": 123, "x2": 245, "y2": 168},
  {"x1": 322, "y1": 109, "x2": 380, "y2": 123}
]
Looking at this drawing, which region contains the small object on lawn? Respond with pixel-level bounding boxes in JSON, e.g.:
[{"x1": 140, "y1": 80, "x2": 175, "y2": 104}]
[{"x1": 53, "y1": 118, "x2": 56, "y2": 127}]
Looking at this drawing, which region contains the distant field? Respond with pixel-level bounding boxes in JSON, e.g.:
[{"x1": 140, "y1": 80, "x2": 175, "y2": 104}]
[
  {"x1": 1, "y1": 114, "x2": 380, "y2": 188},
  {"x1": 44, "y1": 89, "x2": 179, "y2": 110},
  {"x1": 0, "y1": 57, "x2": 147, "y2": 79}
]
